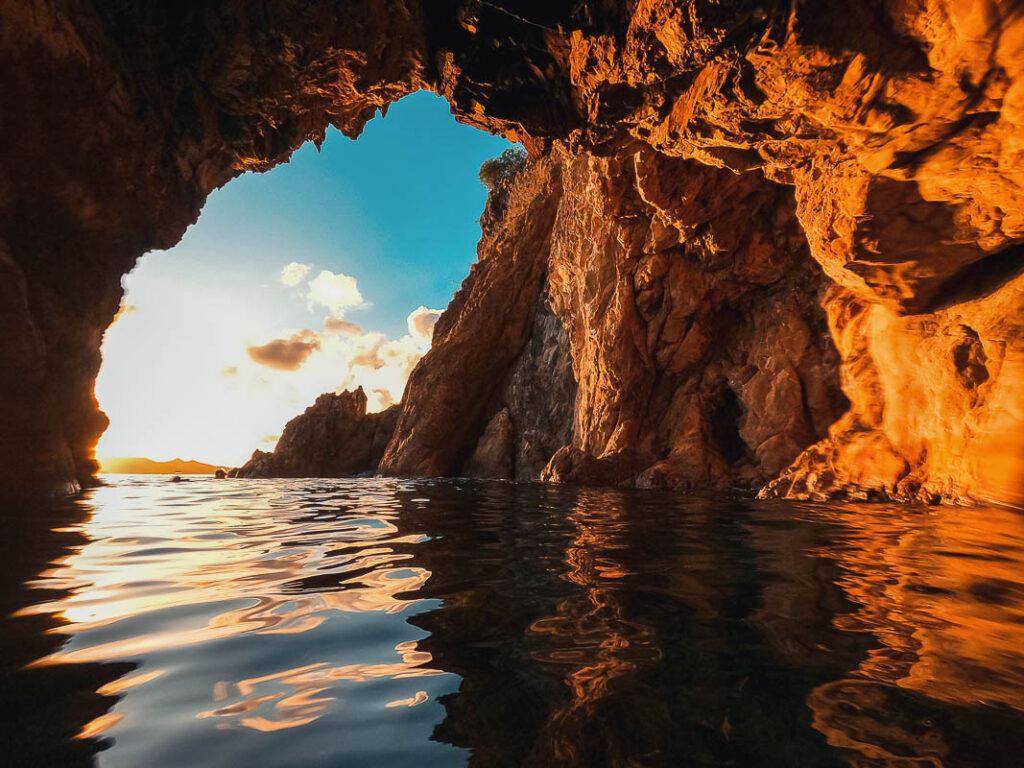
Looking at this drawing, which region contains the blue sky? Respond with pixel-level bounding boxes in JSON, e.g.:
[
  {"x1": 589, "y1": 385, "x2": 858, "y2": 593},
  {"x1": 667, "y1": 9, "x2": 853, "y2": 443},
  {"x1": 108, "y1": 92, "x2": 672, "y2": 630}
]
[
  {"x1": 97, "y1": 92, "x2": 513, "y2": 464},
  {"x1": 136, "y1": 91, "x2": 512, "y2": 338}
]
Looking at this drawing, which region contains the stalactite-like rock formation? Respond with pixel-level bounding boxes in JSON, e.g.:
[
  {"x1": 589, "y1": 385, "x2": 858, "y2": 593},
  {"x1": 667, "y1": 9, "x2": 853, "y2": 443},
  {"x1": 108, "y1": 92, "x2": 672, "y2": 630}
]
[{"x1": 2, "y1": 0, "x2": 1022, "y2": 503}]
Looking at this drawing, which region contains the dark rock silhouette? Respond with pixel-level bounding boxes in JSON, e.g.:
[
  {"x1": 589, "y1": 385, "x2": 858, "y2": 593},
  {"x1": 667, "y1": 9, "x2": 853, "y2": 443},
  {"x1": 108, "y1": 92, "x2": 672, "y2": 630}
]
[{"x1": 233, "y1": 388, "x2": 398, "y2": 478}]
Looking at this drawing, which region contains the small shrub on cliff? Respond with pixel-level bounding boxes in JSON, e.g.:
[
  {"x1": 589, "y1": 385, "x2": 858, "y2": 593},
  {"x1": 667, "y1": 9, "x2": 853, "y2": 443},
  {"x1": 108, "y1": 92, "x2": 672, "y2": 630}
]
[{"x1": 479, "y1": 146, "x2": 527, "y2": 190}]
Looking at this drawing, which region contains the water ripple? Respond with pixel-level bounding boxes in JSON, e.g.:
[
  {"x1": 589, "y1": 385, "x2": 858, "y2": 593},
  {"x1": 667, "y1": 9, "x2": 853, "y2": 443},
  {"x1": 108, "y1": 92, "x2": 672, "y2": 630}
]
[{"x1": 5, "y1": 477, "x2": 1024, "y2": 766}]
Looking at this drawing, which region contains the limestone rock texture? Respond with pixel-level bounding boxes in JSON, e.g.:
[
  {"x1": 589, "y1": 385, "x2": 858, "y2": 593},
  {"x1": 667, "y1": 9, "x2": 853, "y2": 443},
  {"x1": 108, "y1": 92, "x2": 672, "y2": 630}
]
[
  {"x1": 232, "y1": 388, "x2": 398, "y2": 478},
  {"x1": 1, "y1": 0, "x2": 1022, "y2": 503}
]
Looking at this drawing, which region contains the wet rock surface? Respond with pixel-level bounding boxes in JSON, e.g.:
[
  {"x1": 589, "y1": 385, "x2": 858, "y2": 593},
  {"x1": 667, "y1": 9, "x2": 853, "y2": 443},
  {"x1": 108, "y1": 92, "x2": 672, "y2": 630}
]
[{"x1": 2, "y1": 0, "x2": 1023, "y2": 503}]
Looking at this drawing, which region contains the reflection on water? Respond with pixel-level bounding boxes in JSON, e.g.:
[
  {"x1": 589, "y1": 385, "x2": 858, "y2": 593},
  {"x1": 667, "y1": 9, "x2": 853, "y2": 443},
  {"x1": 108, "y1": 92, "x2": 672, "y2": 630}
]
[{"x1": 3, "y1": 478, "x2": 1024, "y2": 766}]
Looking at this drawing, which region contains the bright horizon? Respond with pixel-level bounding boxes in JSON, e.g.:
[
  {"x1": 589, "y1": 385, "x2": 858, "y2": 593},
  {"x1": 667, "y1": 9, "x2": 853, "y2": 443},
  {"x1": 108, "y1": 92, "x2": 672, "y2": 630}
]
[{"x1": 96, "y1": 92, "x2": 512, "y2": 467}]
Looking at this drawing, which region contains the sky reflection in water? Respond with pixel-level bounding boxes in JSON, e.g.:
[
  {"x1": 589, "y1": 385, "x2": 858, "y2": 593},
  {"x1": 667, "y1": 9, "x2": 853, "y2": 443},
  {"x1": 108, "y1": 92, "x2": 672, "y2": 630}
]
[{"x1": 3, "y1": 477, "x2": 1024, "y2": 766}]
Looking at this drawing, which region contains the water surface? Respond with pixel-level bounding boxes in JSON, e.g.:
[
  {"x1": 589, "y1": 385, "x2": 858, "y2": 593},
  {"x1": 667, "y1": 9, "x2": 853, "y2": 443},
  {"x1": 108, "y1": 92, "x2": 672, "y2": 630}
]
[{"x1": 3, "y1": 476, "x2": 1024, "y2": 766}]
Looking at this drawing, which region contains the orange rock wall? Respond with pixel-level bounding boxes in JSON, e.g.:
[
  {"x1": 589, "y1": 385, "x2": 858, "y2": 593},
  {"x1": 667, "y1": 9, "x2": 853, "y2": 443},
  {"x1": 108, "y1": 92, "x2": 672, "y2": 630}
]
[
  {"x1": 383, "y1": 150, "x2": 846, "y2": 489},
  {"x1": 1, "y1": 0, "x2": 1021, "y2": 503},
  {"x1": 766, "y1": 272, "x2": 1024, "y2": 504}
]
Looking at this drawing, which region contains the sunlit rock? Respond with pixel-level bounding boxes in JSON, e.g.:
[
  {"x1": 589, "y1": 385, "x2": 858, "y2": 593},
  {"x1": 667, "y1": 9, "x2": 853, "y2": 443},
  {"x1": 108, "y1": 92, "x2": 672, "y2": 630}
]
[{"x1": 2, "y1": 0, "x2": 1022, "y2": 502}]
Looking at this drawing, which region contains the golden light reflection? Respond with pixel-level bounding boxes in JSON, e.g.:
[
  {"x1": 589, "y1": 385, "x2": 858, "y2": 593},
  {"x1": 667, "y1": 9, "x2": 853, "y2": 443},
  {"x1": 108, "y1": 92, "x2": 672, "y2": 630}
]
[
  {"x1": 387, "y1": 690, "x2": 429, "y2": 708},
  {"x1": 197, "y1": 644, "x2": 441, "y2": 732},
  {"x1": 19, "y1": 480, "x2": 440, "y2": 739},
  {"x1": 750, "y1": 502, "x2": 1024, "y2": 762},
  {"x1": 95, "y1": 669, "x2": 167, "y2": 696},
  {"x1": 76, "y1": 713, "x2": 124, "y2": 740},
  {"x1": 20, "y1": 492, "x2": 429, "y2": 667},
  {"x1": 526, "y1": 492, "x2": 661, "y2": 763}
]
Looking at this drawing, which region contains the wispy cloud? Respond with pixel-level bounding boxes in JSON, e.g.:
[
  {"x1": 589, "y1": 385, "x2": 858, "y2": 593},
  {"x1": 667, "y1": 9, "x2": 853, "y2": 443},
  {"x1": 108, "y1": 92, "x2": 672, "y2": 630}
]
[{"x1": 323, "y1": 317, "x2": 363, "y2": 336}]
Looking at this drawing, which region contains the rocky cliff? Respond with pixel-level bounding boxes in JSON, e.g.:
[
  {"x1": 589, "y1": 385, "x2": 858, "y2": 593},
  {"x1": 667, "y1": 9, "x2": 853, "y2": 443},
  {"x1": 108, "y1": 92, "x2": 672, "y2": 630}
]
[
  {"x1": 232, "y1": 388, "x2": 398, "y2": 478},
  {"x1": 2, "y1": 0, "x2": 1022, "y2": 504},
  {"x1": 383, "y1": 149, "x2": 847, "y2": 491},
  {"x1": 379, "y1": 158, "x2": 567, "y2": 478}
]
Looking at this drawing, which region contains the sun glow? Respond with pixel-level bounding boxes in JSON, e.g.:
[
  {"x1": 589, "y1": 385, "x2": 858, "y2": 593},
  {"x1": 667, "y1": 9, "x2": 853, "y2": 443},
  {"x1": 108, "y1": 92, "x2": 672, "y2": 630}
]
[
  {"x1": 95, "y1": 260, "x2": 441, "y2": 467},
  {"x1": 91, "y1": 91, "x2": 511, "y2": 469}
]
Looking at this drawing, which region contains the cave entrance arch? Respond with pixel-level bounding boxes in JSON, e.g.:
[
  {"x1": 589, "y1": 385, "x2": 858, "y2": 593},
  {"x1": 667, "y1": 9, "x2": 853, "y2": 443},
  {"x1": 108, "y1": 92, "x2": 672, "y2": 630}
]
[
  {"x1": 92, "y1": 92, "x2": 513, "y2": 476},
  {"x1": 3, "y1": 1, "x2": 1023, "y2": 503}
]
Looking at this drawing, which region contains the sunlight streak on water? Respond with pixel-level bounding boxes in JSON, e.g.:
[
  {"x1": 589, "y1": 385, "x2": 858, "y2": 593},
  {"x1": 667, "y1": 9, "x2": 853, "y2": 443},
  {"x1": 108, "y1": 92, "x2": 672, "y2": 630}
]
[
  {"x1": 5, "y1": 476, "x2": 1024, "y2": 766},
  {"x1": 10, "y1": 476, "x2": 459, "y2": 766}
]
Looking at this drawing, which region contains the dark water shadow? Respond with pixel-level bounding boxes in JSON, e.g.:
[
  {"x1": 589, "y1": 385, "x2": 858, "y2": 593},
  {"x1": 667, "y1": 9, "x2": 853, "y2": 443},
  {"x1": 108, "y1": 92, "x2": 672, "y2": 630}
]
[
  {"x1": 390, "y1": 482, "x2": 1024, "y2": 767},
  {"x1": 0, "y1": 497, "x2": 135, "y2": 767}
]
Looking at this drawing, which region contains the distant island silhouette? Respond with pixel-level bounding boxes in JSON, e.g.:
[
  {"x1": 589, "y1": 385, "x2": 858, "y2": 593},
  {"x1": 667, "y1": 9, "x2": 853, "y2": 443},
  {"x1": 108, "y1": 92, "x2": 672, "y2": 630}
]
[{"x1": 100, "y1": 457, "x2": 225, "y2": 474}]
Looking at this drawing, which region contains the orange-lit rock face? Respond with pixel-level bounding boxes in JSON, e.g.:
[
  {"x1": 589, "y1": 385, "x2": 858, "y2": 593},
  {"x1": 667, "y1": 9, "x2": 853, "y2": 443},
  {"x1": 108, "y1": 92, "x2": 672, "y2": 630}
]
[
  {"x1": 381, "y1": 152, "x2": 845, "y2": 487},
  {"x1": 1, "y1": 0, "x2": 1022, "y2": 501},
  {"x1": 766, "y1": 270, "x2": 1024, "y2": 504},
  {"x1": 540, "y1": 150, "x2": 846, "y2": 489}
]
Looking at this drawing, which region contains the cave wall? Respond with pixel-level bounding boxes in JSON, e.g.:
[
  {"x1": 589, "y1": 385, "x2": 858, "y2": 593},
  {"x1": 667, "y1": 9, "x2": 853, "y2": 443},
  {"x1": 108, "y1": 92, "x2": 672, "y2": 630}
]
[
  {"x1": 1, "y1": 0, "x2": 1022, "y2": 503},
  {"x1": 0, "y1": 0, "x2": 426, "y2": 495},
  {"x1": 542, "y1": 148, "x2": 847, "y2": 490},
  {"x1": 765, "y1": 271, "x2": 1024, "y2": 503}
]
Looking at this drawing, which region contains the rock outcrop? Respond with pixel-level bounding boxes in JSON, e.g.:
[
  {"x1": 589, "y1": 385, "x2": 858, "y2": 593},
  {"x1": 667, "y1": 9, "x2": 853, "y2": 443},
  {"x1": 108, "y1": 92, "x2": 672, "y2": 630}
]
[
  {"x1": 2, "y1": 0, "x2": 1023, "y2": 504},
  {"x1": 378, "y1": 159, "x2": 565, "y2": 477},
  {"x1": 232, "y1": 388, "x2": 398, "y2": 478},
  {"x1": 384, "y1": 149, "x2": 847, "y2": 490}
]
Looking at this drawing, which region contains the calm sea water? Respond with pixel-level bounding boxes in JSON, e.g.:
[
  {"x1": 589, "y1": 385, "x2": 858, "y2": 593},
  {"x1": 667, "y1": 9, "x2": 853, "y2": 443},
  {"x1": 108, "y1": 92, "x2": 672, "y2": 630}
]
[{"x1": 3, "y1": 476, "x2": 1024, "y2": 767}]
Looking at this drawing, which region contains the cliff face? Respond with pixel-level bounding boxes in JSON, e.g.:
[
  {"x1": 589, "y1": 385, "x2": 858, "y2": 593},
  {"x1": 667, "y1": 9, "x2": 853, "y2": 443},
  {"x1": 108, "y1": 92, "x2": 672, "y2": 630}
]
[
  {"x1": 543, "y1": 149, "x2": 847, "y2": 490},
  {"x1": 232, "y1": 388, "x2": 398, "y2": 478},
  {"x1": 385, "y1": 150, "x2": 847, "y2": 490},
  {"x1": 378, "y1": 159, "x2": 565, "y2": 477},
  {"x1": 2, "y1": 0, "x2": 1023, "y2": 503}
]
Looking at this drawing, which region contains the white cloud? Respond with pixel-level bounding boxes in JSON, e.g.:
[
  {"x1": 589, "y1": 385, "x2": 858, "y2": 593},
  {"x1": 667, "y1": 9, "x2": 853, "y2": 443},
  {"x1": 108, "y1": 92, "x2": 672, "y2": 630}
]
[
  {"x1": 307, "y1": 270, "x2": 364, "y2": 316},
  {"x1": 281, "y1": 262, "x2": 312, "y2": 287},
  {"x1": 407, "y1": 306, "x2": 443, "y2": 340}
]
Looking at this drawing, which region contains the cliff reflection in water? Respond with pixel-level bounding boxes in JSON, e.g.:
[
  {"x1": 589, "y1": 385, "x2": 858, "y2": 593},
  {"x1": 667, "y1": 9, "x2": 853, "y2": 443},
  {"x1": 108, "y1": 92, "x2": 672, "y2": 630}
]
[{"x1": 3, "y1": 478, "x2": 1024, "y2": 766}]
